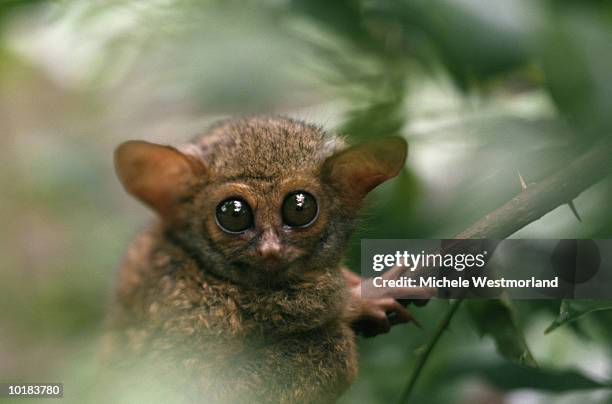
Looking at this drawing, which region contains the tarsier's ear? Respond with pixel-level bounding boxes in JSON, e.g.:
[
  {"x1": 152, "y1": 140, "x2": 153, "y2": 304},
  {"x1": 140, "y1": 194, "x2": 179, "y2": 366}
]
[
  {"x1": 114, "y1": 140, "x2": 205, "y2": 221},
  {"x1": 322, "y1": 136, "x2": 407, "y2": 203}
]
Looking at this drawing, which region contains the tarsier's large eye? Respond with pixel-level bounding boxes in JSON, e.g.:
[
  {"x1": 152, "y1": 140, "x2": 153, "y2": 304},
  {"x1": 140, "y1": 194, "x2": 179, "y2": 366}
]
[
  {"x1": 216, "y1": 198, "x2": 254, "y2": 233},
  {"x1": 282, "y1": 191, "x2": 318, "y2": 228}
]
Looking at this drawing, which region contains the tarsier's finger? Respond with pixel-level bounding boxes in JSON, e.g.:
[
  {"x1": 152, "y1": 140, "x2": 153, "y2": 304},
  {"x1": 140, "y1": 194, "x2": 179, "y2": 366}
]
[
  {"x1": 388, "y1": 286, "x2": 436, "y2": 300},
  {"x1": 363, "y1": 283, "x2": 436, "y2": 300},
  {"x1": 382, "y1": 263, "x2": 432, "y2": 282},
  {"x1": 398, "y1": 298, "x2": 430, "y2": 308},
  {"x1": 358, "y1": 311, "x2": 390, "y2": 338},
  {"x1": 378, "y1": 265, "x2": 436, "y2": 304},
  {"x1": 381, "y1": 299, "x2": 421, "y2": 328},
  {"x1": 377, "y1": 298, "x2": 399, "y2": 312},
  {"x1": 382, "y1": 264, "x2": 408, "y2": 281},
  {"x1": 390, "y1": 303, "x2": 415, "y2": 326}
]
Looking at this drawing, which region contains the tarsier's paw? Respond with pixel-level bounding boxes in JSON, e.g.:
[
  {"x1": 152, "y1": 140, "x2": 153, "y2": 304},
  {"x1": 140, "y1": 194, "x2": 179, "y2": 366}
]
[
  {"x1": 352, "y1": 296, "x2": 419, "y2": 338},
  {"x1": 342, "y1": 269, "x2": 425, "y2": 338}
]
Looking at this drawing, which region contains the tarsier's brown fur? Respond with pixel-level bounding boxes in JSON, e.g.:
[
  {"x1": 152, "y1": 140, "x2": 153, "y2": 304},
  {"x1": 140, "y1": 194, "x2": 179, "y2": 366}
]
[{"x1": 107, "y1": 116, "x2": 412, "y2": 403}]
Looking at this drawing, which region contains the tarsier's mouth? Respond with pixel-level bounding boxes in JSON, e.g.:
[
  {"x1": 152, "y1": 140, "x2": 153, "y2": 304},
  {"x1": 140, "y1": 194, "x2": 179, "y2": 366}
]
[
  {"x1": 229, "y1": 260, "x2": 303, "y2": 289},
  {"x1": 233, "y1": 260, "x2": 290, "y2": 274}
]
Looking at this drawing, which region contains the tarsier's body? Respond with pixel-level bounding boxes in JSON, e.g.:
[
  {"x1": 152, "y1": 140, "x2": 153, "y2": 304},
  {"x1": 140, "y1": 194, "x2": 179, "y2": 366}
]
[{"x1": 109, "y1": 117, "x2": 411, "y2": 403}]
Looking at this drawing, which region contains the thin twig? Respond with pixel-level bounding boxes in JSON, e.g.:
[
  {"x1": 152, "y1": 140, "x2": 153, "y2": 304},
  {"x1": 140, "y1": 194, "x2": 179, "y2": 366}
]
[{"x1": 397, "y1": 299, "x2": 462, "y2": 404}]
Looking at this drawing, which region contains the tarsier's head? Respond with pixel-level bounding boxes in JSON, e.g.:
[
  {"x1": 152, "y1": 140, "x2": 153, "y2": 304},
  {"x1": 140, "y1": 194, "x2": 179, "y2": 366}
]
[{"x1": 115, "y1": 117, "x2": 407, "y2": 287}]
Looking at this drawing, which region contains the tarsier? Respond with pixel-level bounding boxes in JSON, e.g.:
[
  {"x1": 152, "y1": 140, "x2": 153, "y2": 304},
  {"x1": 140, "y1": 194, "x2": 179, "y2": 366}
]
[{"x1": 108, "y1": 116, "x2": 417, "y2": 403}]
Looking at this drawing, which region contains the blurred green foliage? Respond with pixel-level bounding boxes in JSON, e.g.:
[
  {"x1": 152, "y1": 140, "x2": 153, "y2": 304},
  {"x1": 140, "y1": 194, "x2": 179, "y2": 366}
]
[
  {"x1": 0, "y1": 0, "x2": 611, "y2": 403},
  {"x1": 466, "y1": 299, "x2": 537, "y2": 367}
]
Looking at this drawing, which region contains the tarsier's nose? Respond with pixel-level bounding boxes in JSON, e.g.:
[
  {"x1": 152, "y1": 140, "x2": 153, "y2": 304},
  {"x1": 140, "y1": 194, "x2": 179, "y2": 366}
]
[{"x1": 258, "y1": 228, "x2": 282, "y2": 261}]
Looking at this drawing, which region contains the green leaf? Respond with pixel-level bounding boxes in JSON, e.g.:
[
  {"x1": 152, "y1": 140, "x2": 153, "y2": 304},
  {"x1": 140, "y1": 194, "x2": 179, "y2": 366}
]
[
  {"x1": 545, "y1": 299, "x2": 612, "y2": 334},
  {"x1": 466, "y1": 300, "x2": 537, "y2": 367}
]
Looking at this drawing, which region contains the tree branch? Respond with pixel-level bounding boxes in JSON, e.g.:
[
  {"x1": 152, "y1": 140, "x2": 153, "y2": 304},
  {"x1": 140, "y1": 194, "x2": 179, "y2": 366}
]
[
  {"x1": 398, "y1": 140, "x2": 612, "y2": 404},
  {"x1": 456, "y1": 141, "x2": 612, "y2": 239}
]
